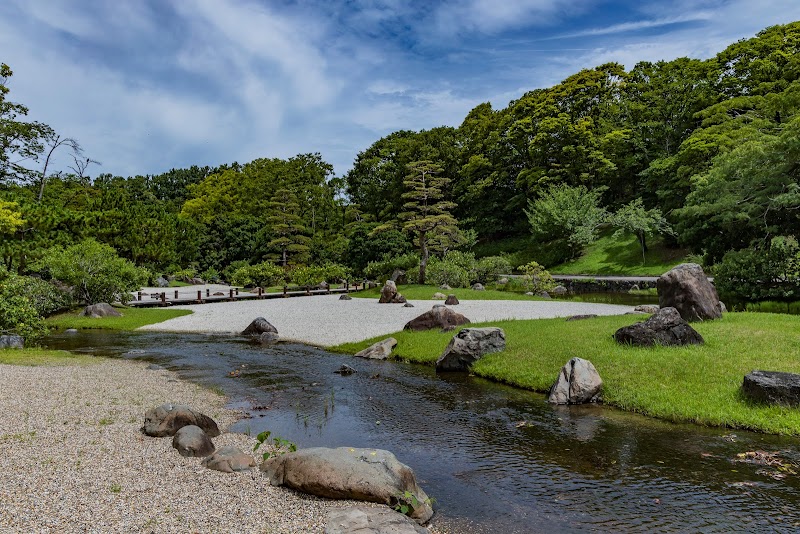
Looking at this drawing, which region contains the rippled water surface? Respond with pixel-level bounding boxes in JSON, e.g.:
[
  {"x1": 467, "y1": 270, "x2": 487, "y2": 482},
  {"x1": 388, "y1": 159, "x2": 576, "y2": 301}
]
[{"x1": 47, "y1": 331, "x2": 800, "y2": 533}]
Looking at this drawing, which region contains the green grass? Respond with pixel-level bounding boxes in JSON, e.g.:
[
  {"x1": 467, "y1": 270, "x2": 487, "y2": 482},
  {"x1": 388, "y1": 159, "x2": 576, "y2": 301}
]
[
  {"x1": 46, "y1": 307, "x2": 193, "y2": 331},
  {"x1": 350, "y1": 284, "x2": 541, "y2": 301},
  {"x1": 0, "y1": 348, "x2": 99, "y2": 366},
  {"x1": 331, "y1": 312, "x2": 800, "y2": 435},
  {"x1": 550, "y1": 230, "x2": 688, "y2": 276}
]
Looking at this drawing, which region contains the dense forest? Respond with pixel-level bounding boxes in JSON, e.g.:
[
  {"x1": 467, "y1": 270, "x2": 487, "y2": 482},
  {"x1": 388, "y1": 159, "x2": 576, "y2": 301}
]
[{"x1": 2, "y1": 22, "x2": 800, "y2": 303}]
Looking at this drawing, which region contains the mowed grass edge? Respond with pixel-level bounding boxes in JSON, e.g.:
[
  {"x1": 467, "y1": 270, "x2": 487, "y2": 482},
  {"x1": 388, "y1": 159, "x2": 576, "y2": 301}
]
[
  {"x1": 330, "y1": 312, "x2": 800, "y2": 435},
  {"x1": 46, "y1": 307, "x2": 193, "y2": 330}
]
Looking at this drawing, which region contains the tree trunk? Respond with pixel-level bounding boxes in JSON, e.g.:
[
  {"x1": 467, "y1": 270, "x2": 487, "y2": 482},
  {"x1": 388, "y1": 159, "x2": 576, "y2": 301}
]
[
  {"x1": 418, "y1": 233, "x2": 428, "y2": 284},
  {"x1": 282, "y1": 249, "x2": 287, "y2": 267},
  {"x1": 638, "y1": 232, "x2": 648, "y2": 264}
]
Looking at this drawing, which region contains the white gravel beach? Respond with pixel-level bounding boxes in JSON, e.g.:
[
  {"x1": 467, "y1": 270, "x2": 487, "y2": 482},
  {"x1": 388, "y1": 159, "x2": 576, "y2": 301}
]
[
  {"x1": 0, "y1": 358, "x2": 399, "y2": 534},
  {"x1": 139, "y1": 291, "x2": 635, "y2": 346}
]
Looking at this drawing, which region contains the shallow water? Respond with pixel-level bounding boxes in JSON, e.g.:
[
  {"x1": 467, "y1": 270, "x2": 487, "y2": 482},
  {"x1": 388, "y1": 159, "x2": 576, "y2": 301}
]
[{"x1": 47, "y1": 331, "x2": 800, "y2": 533}]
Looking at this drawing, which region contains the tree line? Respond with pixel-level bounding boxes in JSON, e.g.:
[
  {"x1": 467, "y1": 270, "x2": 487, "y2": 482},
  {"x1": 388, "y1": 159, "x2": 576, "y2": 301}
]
[{"x1": 1, "y1": 21, "x2": 800, "y2": 303}]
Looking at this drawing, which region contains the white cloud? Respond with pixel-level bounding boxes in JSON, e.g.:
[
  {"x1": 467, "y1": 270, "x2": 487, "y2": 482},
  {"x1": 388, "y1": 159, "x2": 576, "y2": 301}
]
[{"x1": 432, "y1": 0, "x2": 590, "y2": 35}]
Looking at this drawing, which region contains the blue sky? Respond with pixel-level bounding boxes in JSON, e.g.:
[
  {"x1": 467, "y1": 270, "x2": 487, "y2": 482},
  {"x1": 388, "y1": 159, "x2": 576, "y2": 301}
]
[{"x1": 2, "y1": 0, "x2": 799, "y2": 179}]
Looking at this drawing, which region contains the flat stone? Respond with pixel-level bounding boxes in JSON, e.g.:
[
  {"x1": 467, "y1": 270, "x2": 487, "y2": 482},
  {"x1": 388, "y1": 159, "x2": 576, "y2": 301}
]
[
  {"x1": 435, "y1": 328, "x2": 506, "y2": 372},
  {"x1": 742, "y1": 371, "x2": 800, "y2": 406},
  {"x1": 202, "y1": 446, "x2": 256, "y2": 473},
  {"x1": 613, "y1": 307, "x2": 704, "y2": 347},
  {"x1": 355, "y1": 338, "x2": 397, "y2": 360},
  {"x1": 339, "y1": 295, "x2": 352, "y2": 300},
  {"x1": 142, "y1": 403, "x2": 221, "y2": 437},
  {"x1": 565, "y1": 314, "x2": 597, "y2": 321},
  {"x1": 325, "y1": 506, "x2": 429, "y2": 534},
  {"x1": 404, "y1": 306, "x2": 470, "y2": 332},
  {"x1": 634, "y1": 305, "x2": 660, "y2": 314}
]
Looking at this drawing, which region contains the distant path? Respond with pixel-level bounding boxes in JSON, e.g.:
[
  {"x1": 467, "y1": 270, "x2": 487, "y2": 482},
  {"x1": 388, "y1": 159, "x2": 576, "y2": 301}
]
[{"x1": 501, "y1": 274, "x2": 659, "y2": 282}]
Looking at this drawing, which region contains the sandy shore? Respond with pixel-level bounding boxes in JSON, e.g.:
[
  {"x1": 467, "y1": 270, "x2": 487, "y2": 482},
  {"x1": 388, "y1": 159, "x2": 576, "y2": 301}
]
[
  {"x1": 0, "y1": 359, "x2": 396, "y2": 533},
  {"x1": 140, "y1": 293, "x2": 634, "y2": 346}
]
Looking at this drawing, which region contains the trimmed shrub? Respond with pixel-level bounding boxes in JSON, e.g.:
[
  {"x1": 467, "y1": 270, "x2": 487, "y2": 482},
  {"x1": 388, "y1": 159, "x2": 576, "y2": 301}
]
[
  {"x1": 0, "y1": 272, "x2": 49, "y2": 341},
  {"x1": 364, "y1": 253, "x2": 420, "y2": 283},
  {"x1": 231, "y1": 262, "x2": 285, "y2": 288},
  {"x1": 715, "y1": 236, "x2": 800, "y2": 301},
  {"x1": 475, "y1": 256, "x2": 512, "y2": 284},
  {"x1": 426, "y1": 257, "x2": 471, "y2": 288},
  {"x1": 520, "y1": 261, "x2": 556, "y2": 293}
]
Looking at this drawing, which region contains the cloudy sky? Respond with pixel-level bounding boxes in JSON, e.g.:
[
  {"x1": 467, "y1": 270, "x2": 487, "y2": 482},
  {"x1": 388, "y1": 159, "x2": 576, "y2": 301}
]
[{"x1": 2, "y1": 0, "x2": 799, "y2": 179}]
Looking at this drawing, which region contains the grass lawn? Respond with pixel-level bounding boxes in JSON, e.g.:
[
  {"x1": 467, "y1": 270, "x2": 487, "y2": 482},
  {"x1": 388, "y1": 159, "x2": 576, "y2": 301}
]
[
  {"x1": 550, "y1": 230, "x2": 688, "y2": 276},
  {"x1": 351, "y1": 284, "x2": 540, "y2": 301},
  {"x1": 0, "y1": 348, "x2": 99, "y2": 366},
  {"x1": 331, "y1": 312, "x2": 800, "y2": 435},
  {"x1": 47, "y1": 307, "x2": 193, "y2": 331}
]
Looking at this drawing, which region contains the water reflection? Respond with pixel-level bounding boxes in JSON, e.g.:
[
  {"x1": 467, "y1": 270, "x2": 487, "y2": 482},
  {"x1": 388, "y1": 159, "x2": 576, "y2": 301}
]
[{"x1": 47, "y1": 331, "x2": 800, "y2": 533}]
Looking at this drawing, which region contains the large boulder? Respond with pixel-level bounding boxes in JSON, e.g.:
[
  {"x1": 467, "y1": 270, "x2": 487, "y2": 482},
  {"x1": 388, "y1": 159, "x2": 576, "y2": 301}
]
[
  {"x1": 325, "y1": 506, "x2": 429, "y2": 534},
  {"x1": 142, "y1": 403, "x2": 221, "y2": 437},
  {"x1": 172, "y1": 425, "x2": 215, "y2": 457},
  {"x1": 202, "y1": 446, "x2": 256, "y2": 473},
  {"x1": 657, "y1": 263, "x2": 722, "y2": 321},
  {"x1": 436, "y1": 327, "x2": 506, "y2": 371},
  {"x1": 404, "y1": 305, "x2": 470, "y2": 332},
  {"x1": 379, "y1": 281, "x2": 398, "y2": 304},
  {"x1": 355, "y1": 338, "x2": 397, "y2": 360},
  {"x1": 0, "y1": 335, "x2": 24, "y2": 349},
  {"x1": 261, "y1": 447, "x2": 433, "y2": 524},
  {"x1": 82, "y1": 303, "x2": 122, "y2": 318},
  {"x1": 444, "y1": 294, "x2": 459, "y2": 305},
  {"x1": 435, "y1": 328, "x2": 506, "y2": 372},
  {"x1": 742, "y1": 371, "x2": 800, "y2": 407},
  {"x1": 242, "y1": 317, "x2": 278, "y2": 337},
  {"x1": 613, "y1": 307, "x2": 704, "y2": 347},
  {"x1": 548, "y1": 357, "x2": 603, "y2": 404}
]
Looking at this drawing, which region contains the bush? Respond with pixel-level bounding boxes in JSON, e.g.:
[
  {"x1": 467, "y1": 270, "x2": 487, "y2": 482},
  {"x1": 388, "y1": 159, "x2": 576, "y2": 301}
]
[
  {"x1": 290, "y1": 263, "x2": 351, "y2": 288},
  {"x1": 426, "y1": 257, "x2": 471, "y2": 288},
  {"x1": 715, "y1": 237, "x2": 800, "y2": 301},
  {"x1": 520, "y1": 261, "x2": 556, "y2": 293},
  {"x1": 200, "y1": 267, "x2": 220, "y2": 283},
  {"x1": 475, "y1": 256, "x2": 512, "y2": 284},
  {"x1": 36, "y1": 239, "x2": 147, "y2": 305},
  {"x1": 222, "y1": 260, "x2": 250, "y2": 284},
  {"x1": 0, "y1": 273, "x2": 49, "y2": 341},
  {"x1": 230, "y1": 262, "x2": 285, "y2": 288},
  {"x1": 364, "y1": 253, "x2": 420, "y2": 283},
  {"x1": 172, "y1": 267, "x2": 197, "y2": 282}
]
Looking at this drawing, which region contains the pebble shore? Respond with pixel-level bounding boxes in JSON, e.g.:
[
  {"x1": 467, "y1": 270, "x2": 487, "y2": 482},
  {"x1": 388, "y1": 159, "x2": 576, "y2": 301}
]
[{"x1": 0, "y1": 358, "x2": 403, "y2": 533}]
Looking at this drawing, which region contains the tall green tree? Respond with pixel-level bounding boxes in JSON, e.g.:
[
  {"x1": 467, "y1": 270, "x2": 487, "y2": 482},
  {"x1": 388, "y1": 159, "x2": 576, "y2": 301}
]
[
  {"x1": 610, "y1": 198, "x2": 673, "y2": 263},
  {"x1": 265, "y1": 188, "x2": 310, "y2": 266},
  {"x1": 398, "y1": 161, "x2": 459, "y2": 284}
]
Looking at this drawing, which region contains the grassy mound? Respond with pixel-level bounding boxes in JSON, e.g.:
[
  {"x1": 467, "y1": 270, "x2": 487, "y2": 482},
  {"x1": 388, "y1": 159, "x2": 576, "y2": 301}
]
[{"x1": 46, "y1": 307, "x2": 192, "y2": 331}]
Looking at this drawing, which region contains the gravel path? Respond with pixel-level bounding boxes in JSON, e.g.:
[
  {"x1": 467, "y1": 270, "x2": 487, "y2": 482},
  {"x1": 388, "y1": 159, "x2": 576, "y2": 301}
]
[
  {"x1": 140, "y1": 294, "x2": 635, "y2": 346},
  {"x1": 0, "y1": 359, "x2": 397, "y2": 533}
]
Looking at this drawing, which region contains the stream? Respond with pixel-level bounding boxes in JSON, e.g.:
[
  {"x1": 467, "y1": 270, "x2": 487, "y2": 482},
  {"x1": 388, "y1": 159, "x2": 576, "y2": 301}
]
[{"x1": 46, "y1": 331, "x2": 800, "y2": 533}]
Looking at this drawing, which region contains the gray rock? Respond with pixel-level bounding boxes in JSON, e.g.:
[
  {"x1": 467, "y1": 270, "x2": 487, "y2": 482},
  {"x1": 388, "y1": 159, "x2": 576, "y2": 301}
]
[
  {"x1": 202, "y1": 446, "x2": 256, "y2": 473},
  {"x1": 525, "y1": 292, "x2": 535, "y2": 296},
  {"x1": 0, "y1": 335, "x2": 24, "y2": 349},
  {"x1": 634, "y1": 305, "x2": 660, "y2": 314},
  {"x1": 537, "y1": 291, "x2": 551, "y2": 299},
  {"x1": 172, "y1": 425, "x2": 215, "y2": 457},
  {"x1": 439, "y1": 284, "x2": 451, "y2": 290},
  {"x1": 318, "y1": 281, "x2": 330, "y2": 290},
  {"x1": 629, "y1": 284, "x2": 640, "y2": 292},
  {"x1": 566, "y1": 314, "x2": 597, "y2": 321},
  {"x1": 64, "y1": 328, "x2": 79, "y2": 334},
  {"x1": 325, "y1": 506, "x2": 429, "y2": 534},
  {"x1": 719, "y1": 301, "x2": 727, "y2": 313},
  {"x1": 156, "y1": 276, "x2": 169, "y2": 288},
  {"x1": 339, "y1": 294, "x2": 352, "y2": 300},
  {"x1": 657, "y1": 263, "x2": 722, "y2": 321},
  {"x1": 355, "y1": 338, "x2": 397, "y2": 360},
  {"x1": 432, "y1": 292, "x2": 447, "y2": 300},
  {"x1": 379, "y1": 281, "x2": 398, "y2": 304},
  {"x1": 497, "y1": 278, "x2": 509, "y2": 285},
  {"x1": 742, "y1": 371, "x2": 800, "y2": 407},
  {"x1": 391, "y1": 293, "x2": 407, "y2": 304},
  {"x1": 444, "y1": 294, "x2": 459, "y2": 305},
  {"x1": 548, "y1": 357, "x2": 603, "y2": 404},
  {"x1": 404, "y1": 306, "x2": 470, "y2": 332},
  {"x1": 436, "y1": 327, "x2": 506, "y2": 372},
  {"x1": 390, "y1": 269, "x2": 407, "y2": 285},
  {"x1": 142, "y1": 403, "x2": 221, "y2": 437},
  {"x1": 82, "y1": 303, "x2": 122, "y2": 318},
  {"x1": 334, "y1": 364, "x2": 357, "y2": 375},
  {"x1": 261, "y1": 447, "x2": 433, "y2": 524},
  {"x1": 242, "y1": 317, "x2": 278, "y2": 337},
  {"x1": 471, "y1": 283, "x2": 485, "y2": 291},
  {"x1": 403, "y1": 302, "x2": 414, "y2": 308},
  {"x1": 190, "y1": 277, "x2": 205, "y2": 285},
  {"x1": 258, "y1": 331, "x2": 279, "y2": 344},
  {"x1": 613, "y1": 307, "x2": 704, "y2": 347},
  {"x1": 551, "y1": 285, "x2": 568, "y2": 295}
]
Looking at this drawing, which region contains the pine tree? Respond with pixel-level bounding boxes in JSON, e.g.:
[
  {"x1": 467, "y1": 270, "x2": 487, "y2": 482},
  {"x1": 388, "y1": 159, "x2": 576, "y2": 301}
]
[{"x1": 265, "y1": 188, "x2": 310, "y2": 266}]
